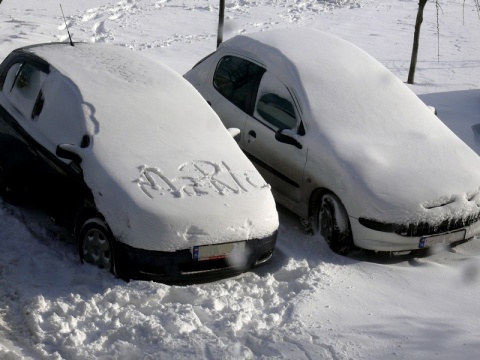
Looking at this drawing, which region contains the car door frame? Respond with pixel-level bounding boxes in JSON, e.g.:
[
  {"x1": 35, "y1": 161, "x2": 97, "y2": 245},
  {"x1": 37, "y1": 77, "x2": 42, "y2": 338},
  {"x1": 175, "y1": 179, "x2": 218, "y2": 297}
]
[
  {"x1": 0, "y1": 51, "x2": 92, "y2": 228},
  {"x1": 200, "y1": 52, "x2": 266, "y2": 143},
  {"x1": 242, "y1": 70, "x2": 308, "y2": 205},
  {"x1": 204, "y1": 51, "x2": 309, "y2": 207}
]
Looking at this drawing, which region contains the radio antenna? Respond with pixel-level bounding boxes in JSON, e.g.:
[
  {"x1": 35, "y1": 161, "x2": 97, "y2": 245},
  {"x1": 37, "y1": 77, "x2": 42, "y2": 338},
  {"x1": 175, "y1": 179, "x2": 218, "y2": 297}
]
[{"x1": 60, "y1": 4, "x2": 74, "y2": 46}]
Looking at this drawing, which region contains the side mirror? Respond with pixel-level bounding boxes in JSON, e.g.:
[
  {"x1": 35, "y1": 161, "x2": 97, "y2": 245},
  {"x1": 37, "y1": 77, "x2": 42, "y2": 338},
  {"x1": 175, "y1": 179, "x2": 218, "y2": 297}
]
[
  {"x1": 427, "y1": 105, "x2": 438, "y2": 116},
  {"x1": 275, "y1": 129, "x2": 302, "y2": 149},
  {"x1": 56, "y1": 144, "x2": 82, "y2": 164},
  {"x1": 228, "y1": 128, "x2": 241, "y2": 142}
]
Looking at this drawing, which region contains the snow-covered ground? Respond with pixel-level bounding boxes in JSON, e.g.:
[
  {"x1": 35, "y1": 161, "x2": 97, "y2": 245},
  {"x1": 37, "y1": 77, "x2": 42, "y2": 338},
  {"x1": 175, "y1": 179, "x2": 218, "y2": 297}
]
[{"x1": 1, "y1": 0, "x2": 480, "y2": 359}]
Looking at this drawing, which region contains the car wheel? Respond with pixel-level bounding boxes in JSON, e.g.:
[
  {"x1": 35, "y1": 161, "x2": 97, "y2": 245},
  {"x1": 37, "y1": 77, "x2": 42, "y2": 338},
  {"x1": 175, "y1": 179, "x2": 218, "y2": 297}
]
[
  {"x1": 79, "y1": 218, "x2": 115, "y2": 271},
  {"x1": 317, "y1": 193, "x2": 352, "y2": 255}
]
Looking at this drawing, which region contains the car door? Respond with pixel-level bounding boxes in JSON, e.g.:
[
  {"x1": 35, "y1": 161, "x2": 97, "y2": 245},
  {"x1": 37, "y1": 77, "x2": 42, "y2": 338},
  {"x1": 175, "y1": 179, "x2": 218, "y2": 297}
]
[
  {"x1": 24, "y1": 65, "x2": 91, "y2": 223},
  {"x1": 202, "y1": 55, "x2": 265, "y2": 144},
  {"x1": 243, "y1": 71, "x2": 308, "y2": 203},
  {"x1": 0, "y1": 58, "x2": 50, "y2": 197},
  {"x1": 0, "y1": 56, "x2": 89, "y2": 225}
]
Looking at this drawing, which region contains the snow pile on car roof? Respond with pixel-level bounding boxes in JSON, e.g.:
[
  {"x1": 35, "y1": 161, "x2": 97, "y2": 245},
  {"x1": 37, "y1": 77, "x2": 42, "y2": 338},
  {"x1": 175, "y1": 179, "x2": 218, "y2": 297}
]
[
  {"x1": 27, "y1": 43, "x2": 278, "y2": 251},
  {"x1": 220, "y1": 28, "x2": 480, "y2": 226}
]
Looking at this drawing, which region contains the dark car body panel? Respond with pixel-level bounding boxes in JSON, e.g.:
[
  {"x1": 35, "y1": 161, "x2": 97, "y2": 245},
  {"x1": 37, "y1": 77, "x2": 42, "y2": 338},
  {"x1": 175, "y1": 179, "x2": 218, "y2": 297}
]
[{"x1": 116, "y1": 232, "x2": 277, "y2": 283}]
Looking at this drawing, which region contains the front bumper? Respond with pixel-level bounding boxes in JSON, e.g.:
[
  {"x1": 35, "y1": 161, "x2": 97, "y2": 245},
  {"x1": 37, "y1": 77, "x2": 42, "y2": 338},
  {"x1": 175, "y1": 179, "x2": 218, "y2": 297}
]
[
  {"x1": 114, "y1": 231, "x2": 277, "y2": 283},
  {"x1": 351, "y1": 217, "x2": 480, "y2": 252}
]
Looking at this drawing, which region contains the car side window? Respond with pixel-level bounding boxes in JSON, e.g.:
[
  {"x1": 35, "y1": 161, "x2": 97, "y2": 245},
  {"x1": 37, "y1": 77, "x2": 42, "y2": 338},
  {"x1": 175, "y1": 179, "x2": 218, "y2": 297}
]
[
  {"x1": 3, "y1": 62, "x2": 47, "y2": 120},
  {"x1": 254, "y1": 72, "x2": 298, "y2": 130},
  {"x1": 213, "y1": 56, "x2": 264, "y2": 112},
  {"x1": 3, "y1": 63, "x2": 22, "y2": 92}
]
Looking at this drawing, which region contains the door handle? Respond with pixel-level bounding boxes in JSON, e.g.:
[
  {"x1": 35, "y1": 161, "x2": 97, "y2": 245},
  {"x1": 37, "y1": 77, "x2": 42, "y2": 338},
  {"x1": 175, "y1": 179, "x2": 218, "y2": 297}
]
[{"x1": 247, "y1": 130, "x2": 256, "y2": 144}]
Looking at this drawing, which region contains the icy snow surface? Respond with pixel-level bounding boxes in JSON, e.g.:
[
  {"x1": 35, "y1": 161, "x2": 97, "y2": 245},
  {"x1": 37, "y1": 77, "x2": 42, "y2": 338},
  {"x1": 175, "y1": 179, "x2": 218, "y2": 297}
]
[{"x1": 1, "y1": 0, "x2": 480, "y2": 359}]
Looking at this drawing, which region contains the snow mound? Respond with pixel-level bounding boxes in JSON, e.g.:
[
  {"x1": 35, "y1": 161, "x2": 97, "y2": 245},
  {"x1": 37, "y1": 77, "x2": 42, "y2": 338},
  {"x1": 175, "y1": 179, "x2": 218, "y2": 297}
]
[{"x1": 25, "y1": 259, "x2": 323, "y2": 359}]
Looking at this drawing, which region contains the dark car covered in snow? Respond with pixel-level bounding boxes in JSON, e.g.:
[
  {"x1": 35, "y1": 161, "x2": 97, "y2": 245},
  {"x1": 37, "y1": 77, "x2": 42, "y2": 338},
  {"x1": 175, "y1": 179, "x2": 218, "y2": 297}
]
[{"x1": 0, "y1": 42, "x2": 278, "y2": 282}]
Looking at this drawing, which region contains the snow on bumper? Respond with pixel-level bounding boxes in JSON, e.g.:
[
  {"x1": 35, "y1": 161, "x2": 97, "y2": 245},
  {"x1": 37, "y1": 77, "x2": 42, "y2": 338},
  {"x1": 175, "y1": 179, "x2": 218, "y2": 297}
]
[{"x1": 350, "y1": 217, "x2": 480, "y2": 252}]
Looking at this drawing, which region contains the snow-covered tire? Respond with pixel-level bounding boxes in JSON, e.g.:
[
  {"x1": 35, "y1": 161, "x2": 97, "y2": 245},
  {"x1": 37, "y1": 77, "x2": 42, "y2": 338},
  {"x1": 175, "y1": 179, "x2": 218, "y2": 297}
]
[
  {"x1": 79, "y1": 218, "x2": 115, "y2": 272},
  {"x1": 317, "y1": 193, "x2": 352, "y2": 255}
]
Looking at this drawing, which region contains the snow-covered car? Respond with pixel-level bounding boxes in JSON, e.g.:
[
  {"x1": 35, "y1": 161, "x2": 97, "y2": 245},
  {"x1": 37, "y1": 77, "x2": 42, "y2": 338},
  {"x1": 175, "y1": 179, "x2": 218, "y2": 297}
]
[
  {"x1": 0, "y1": 42, "x2": 278, "y2": 282},
  {"x1": 185, "y1": 28, "x2": 480, "y2": 254}
]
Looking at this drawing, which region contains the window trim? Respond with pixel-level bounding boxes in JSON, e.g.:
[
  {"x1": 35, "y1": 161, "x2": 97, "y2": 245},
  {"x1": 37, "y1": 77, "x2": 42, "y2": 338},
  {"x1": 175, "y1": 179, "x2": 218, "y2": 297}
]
[
  {"x1": 252, "y1": 74, "x2": 305, "y2": 135},
  {"x1": 0, "y1": 51, "x2": 49, "y2": 91},
  {"x1": 255, "y1": 93, "x2": 297, "y2": 130},
  {"x1": 212, "y1": 54, "x2": 265, "y2": 114},
  {"x1": 210, "y1": 53, "x2": 307, "y2": 136},
  {"x1": 3, "y1": 60, "x2": 48, "y2": 122}
]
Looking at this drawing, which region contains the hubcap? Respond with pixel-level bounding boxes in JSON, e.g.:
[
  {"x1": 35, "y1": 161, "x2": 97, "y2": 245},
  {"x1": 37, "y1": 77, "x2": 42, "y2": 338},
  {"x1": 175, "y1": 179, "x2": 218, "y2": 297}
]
[{"x1": 82, "y1": 228, "x2": 112, "y2": 270}]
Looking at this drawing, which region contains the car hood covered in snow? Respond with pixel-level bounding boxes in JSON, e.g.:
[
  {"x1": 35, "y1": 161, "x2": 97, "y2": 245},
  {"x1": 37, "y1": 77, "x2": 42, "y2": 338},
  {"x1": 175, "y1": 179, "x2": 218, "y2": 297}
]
[
  {"x1": 218, "y1": 28, "x2": 480, "y2": 226},
  {"x1": 27, "y1": 43, "x2": 278, "y2": 251}
]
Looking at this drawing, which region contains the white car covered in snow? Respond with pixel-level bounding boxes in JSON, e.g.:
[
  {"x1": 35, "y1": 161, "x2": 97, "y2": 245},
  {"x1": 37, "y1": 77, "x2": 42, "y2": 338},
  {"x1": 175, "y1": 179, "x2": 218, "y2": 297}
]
[
  {"x1": 0, "y1": 42, "x2": 278, "y2": 282},
  {"x1": 185, "y1": 28, "x2": 480, "y2": 254}
]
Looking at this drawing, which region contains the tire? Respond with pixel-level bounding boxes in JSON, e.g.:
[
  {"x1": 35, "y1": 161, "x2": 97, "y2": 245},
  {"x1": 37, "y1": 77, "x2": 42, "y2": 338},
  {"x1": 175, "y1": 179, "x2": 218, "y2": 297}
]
[
  {"x1": 78, "y1": 218, "x2": 115, "y2": 272},
  {"x1": 317, "y1": 193, "x2": 352, "y2": 255}
]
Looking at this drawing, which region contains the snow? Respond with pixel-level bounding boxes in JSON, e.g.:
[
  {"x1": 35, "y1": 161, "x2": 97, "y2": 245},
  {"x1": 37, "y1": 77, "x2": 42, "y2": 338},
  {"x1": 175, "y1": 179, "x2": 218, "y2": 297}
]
[
  {"x1": 7, "y1": 42, "x2": 278, "y2": 251},
  {"x1": 199, "y1": 28, "x2": 480, "y2": 228},
  {"x1": 1, "y1": 0, "x2": 480, "y2": 359}
]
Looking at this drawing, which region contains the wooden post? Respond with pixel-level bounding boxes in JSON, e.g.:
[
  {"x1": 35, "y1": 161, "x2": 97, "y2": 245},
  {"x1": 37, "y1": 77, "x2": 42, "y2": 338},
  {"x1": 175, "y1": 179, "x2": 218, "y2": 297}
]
[
  {"x1": 408, "y1": 0, "x2": 428, "y2": 84},
  {"x1": 217, "y1": 0, "x2": 225, "y2": 48}
]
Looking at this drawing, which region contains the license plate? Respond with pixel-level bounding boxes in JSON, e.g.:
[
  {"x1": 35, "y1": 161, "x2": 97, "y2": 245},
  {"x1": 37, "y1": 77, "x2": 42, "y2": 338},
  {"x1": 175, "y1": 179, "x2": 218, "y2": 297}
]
[
  {"x1": 192, "y1": 241, "x2": 246, "y2": 261},
  {"x1": 419, "y1": 229, "x2": 466, "y2": 249}
]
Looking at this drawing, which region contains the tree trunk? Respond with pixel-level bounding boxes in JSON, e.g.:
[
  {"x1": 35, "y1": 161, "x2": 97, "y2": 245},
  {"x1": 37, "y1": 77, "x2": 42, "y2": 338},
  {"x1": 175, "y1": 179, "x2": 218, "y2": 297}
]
[
  {"x1": 217, "y1": 0, "x2": 225, "y2": 48},
  {"x1": 408, "y1": 0, "x2": 429, "y2": 84}
]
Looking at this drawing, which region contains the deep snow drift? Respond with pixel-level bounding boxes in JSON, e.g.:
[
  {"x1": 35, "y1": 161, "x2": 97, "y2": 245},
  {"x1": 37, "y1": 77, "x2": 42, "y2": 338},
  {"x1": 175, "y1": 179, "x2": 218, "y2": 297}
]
[{"x1": 1, "y1": 0, "x2": 480, "y2": 359}]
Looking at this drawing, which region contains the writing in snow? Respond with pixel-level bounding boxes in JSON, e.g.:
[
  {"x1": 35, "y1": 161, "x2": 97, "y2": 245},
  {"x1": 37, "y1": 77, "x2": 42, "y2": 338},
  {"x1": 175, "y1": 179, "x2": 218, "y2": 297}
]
[{"x1": 134, "y1": 160, "x2": 270, "y2": 198}]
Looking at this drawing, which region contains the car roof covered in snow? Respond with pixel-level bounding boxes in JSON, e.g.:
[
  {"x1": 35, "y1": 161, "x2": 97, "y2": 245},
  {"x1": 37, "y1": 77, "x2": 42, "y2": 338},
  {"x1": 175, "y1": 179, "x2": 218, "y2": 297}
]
[
  {"x1": 14, "y1": 42, "x2": 278, "y2": 251},
  {"x1": 218, "y1": 28, "x2": 480, "y2": 225}
]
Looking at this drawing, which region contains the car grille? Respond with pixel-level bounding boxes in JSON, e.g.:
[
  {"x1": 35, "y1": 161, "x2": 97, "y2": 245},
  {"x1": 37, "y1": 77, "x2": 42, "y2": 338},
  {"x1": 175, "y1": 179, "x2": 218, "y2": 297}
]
[
  {"x1": 359, "y1": 190, "x2": 480, "y2": 237},
  {"x1": 359, "y1": 211, "x2": 480, "y2": 237},
  {"x1": 394, "y1": 213, "x2": 480, "y2": 237}
]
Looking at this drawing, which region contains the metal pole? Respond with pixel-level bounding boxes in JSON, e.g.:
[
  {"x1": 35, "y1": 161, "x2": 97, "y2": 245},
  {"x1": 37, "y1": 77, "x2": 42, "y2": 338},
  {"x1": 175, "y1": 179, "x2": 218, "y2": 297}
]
[{"x1": 217, "y1": 0, "x2": 225, "y2": 48}]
